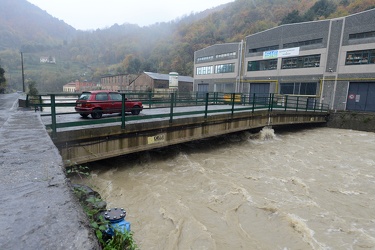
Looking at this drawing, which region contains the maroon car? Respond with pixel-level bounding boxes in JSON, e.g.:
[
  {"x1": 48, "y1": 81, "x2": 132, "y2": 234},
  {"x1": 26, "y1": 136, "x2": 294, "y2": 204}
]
[{"x1": 75, "y1": 90, "x2": 143, "y2": 119}]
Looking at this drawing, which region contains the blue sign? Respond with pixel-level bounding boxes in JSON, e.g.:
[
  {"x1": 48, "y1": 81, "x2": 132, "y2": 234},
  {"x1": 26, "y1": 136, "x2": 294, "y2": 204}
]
[{"x1": 264, "y1": 50, "x2": 278, "y2": 59}]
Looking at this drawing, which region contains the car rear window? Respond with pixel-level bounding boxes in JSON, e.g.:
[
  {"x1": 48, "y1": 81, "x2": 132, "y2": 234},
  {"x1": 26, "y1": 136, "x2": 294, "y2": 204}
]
[
  {"x1": 109, "y1": 93, "x2": 122, "y2": 101},
  {"x1": 78, "y1": 93, "x2": 91, "y2": 100}
]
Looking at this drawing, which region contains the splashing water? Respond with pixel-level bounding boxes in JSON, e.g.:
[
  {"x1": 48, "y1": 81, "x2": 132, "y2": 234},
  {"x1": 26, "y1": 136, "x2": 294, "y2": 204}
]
[{"x1": 259, "y1": 126, "x2": 275, "y2": 140}]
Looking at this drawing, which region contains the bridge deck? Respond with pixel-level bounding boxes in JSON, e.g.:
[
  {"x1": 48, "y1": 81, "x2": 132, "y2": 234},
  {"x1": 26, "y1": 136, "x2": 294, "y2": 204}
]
[{"x1": 45, "y1": 106, "x2": 328, "y2": 165}]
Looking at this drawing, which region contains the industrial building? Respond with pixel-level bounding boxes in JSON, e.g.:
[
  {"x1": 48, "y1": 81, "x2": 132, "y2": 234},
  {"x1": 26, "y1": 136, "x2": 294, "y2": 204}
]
[
  {"x1": 194, "y1": 8, "x2": 375, "y2": 112},
  {"x1": 100, "y1": 72, "x2": 193, "y2": 93},
  {"x1": 129, "y1": 72, "x2": 193, "y2": 93}
]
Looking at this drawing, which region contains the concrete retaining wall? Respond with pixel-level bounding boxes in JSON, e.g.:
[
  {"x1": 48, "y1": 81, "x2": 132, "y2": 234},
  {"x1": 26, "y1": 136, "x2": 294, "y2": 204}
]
[{"x1": 326, "y1": 111, "x2": 375, "y2": 132}]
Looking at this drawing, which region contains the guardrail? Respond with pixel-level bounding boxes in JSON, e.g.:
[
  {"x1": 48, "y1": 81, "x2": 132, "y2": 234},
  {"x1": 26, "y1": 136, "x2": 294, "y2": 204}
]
[{"x1": 26, "y1": 92, "x2": 329, "y2": 138}]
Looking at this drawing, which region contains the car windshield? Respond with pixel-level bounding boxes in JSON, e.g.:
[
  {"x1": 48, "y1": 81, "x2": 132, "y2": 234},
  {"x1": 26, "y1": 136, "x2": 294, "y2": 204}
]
[{"x1": 78, "y1": 93, "x2": 91, "y2": 100}]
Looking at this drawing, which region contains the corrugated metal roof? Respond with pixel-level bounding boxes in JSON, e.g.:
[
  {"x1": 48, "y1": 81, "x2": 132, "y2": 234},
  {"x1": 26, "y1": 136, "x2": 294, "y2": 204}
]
[{"x1": 144, "y1": 72, "x2": 193, "y2": 83}]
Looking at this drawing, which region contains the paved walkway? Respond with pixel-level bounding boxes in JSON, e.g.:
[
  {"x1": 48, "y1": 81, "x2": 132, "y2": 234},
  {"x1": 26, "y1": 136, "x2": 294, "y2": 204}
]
[{"x1": 0, "y1": 93, "x2": 99, "y2": 250}]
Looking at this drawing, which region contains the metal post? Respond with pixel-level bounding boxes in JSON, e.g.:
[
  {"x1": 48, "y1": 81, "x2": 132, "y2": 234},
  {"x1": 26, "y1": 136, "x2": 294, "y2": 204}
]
[
  {"x1": 268, "y1": 93, "x2": 274, "y2": 112},
  {"x1": 305, "y1": 98, "x2": 309, "y2": 111},
  {"x1": 231, "y1": 93, "x2": 235, "y2": 116},
  {"x1": 252, "y1": 93, "x2": 256, "y2": 113},
  {"x1": 313, "y1": 98, "x2": 317, "y2": 112},
  {"x1": 296, "y1": 96, "x2": 299, "y2": 111},
  {"x1": 284, "y1": 95, "x2": 288, "y2": 111},
  {"x1": 148, "y1": 92, "x2": 152, "y2": 109},
  {"x1": 21, "y1": 52, "x2": 25, "y2": 92},
  {"x1": 121, "y1": 93, "x2": 126, "y2": 129},
  {"x1": 51, "y1": 94, "x2": 57, "y2": 138},
  {"x1": 204, "y1": 92, "x2": 209, "y2": 119},
  {"x1": 39, "y1": 95, "x2": 43, "y2": 111},
  {"x1": 169, "y1": 93, "x2": 174, "y2": 123}
]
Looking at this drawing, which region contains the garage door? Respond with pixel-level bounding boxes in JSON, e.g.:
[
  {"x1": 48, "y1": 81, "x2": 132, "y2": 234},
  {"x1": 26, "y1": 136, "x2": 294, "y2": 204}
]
[
  {"x1": 347, "y1": 82, "x2": 375, "y2": 112},
  {"x1": 249, "y1": 83, "x2": 270, "y2": 104}
]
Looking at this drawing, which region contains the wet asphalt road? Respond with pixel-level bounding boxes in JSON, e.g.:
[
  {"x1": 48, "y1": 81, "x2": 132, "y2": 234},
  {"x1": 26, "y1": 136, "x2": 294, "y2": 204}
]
[{"x1": 0, "y1": 93, "x2": 100, "y2": 250}]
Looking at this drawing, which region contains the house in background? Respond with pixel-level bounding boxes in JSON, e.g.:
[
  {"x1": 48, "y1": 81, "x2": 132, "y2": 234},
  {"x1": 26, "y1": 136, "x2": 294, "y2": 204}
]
[
  {"x1": 62, "y1": 82, "x2": 76, "y2": 92},
  {"x1": 40, "y1": 56, "x2": 56, "y2": 64},
  {"x1": 62, "y1": 80, "x2": 98, "y2": 92},
  {"x1": 100, "y1": 74, "x2": 130, "y2": 91},
  {"x1": 129, "y1": 72, "x2": 193, "y2": 93}
]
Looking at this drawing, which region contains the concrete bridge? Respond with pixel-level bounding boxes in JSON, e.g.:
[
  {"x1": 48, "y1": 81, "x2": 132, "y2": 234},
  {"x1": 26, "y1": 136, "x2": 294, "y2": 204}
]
[{"x1": 36, "y1": 93, "x2": 329, "y2": 165}]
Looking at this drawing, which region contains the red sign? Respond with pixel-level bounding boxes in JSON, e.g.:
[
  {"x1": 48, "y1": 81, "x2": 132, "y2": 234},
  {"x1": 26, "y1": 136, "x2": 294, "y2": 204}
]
[{"x1": 348, "y1": 94, "x2": 355, "y2": 100}]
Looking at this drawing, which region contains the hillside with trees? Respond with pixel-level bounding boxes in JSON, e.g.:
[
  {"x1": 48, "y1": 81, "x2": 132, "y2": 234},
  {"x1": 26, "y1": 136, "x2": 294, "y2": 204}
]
[{"x1": 0, "y1": 0, "x2": 374, "y2": 93}]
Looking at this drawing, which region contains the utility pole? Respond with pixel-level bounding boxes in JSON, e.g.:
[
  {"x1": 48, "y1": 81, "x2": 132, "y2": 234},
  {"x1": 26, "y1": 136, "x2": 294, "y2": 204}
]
[{"x1": 21, "y1": 52, "x2": 25, "y2": 92}]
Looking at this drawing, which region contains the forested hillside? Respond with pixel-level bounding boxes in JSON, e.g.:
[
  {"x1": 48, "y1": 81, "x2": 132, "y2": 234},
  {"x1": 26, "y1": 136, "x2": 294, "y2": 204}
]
[{"x1": 0, "y1": 0, "x2": 374, "y2": 93}]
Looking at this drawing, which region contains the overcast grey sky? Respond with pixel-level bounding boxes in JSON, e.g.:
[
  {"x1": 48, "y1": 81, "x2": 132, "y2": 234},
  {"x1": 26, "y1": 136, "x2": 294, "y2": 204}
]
[{"x1": 27, "y1": 0, "x2": 234, "y2": 30}]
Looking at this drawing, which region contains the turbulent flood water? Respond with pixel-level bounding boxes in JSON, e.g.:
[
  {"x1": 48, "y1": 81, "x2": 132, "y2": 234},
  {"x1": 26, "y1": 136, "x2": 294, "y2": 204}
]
[{"x1": 74, "y1": 127, "x2": 375, "y2": 250}]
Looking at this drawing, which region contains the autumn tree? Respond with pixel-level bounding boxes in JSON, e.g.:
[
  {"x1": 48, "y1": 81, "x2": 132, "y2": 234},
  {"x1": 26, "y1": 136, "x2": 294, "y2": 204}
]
[
  {"x1": 280, "y1": 10, "x2": 305, "y2": 25},
  {"x1": 304, "y1": 0, "x2": 337, "y2": 20},
  {"x1": 28, "y1": 80, "x2": 39, "y2": 96},
  {"x1": 0, "y1": 66, "x2": 7, "y2": 94}
]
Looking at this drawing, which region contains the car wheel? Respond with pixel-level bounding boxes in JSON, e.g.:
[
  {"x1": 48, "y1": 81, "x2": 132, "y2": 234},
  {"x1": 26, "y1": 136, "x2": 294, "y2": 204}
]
[
  {"x1": 131, "y1": 106, "x2": 141, "y2": 115},
  {"x1": 80, "y1": 113, "x2": 89, "y2": 118},
  {"x1": 91, "y1": 108, "x2": 103, "y2": 119}
]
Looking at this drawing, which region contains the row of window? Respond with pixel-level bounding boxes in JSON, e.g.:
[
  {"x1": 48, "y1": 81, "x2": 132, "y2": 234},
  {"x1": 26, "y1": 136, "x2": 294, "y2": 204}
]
[
  {"x1": 249, "y1": 45, "x2": 279, "y2": 53},
  {"x1": 249, "y1": 38, "x2": 324, "y2": 53},
  {"x1": 345, "y1": 49, "x2": 375, "y2": 65},
  {"x1": 216, "y1": 52, "x2": 236, "y2": 59},
  {"x1": 197, "y1": 82, "x2": 317, "y2": 95},
  {"x1": 283, "y1": 38, "x2": 323, "y2": 49},
  {"x1": 280, "y1": 82, "x2": 317, "y2": 95},
  {"x1": 197, "y1": 52, "x2": 236, "y2": 62},
  {"x1": 349, "y1": 31, "x2": 375, "y2": 40},
  {"x1": 247, "y1": 59, "x2": 277, "y2": 71},
  {"x1": 248, "y1": 55, "x2": 321, "y2": 71},
  {"x1": 246, "y1": 29, "x2": 375, "y2": 53},
  {"x1": 197, "y1": 55, "x2": 214, "y2": 62},
  {"x1": 196, "y1": 63, "x2": 235, "y2": 75},
  {"x1": 248, "y1": 49, "x2": 375, "y2": 71},
  {"x1": 198, "y1": 49, "x2": 375, "y2": 74}
]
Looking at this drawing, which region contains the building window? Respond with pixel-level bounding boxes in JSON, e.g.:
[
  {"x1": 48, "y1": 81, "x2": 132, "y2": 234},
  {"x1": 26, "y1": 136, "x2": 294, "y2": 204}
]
[
  {"x1": 283, "y1": 38, "x2": 323, "y2": 49},
  {"x1": 215, "y1": 63, "x2": 235, "y2": 74},
  {"x1": 345, "y1": 49, "x2": 375, "y2": 65},
  {"x1": 281, "y1": 55, "x2": 321, "y2": 69},
  {"x1": 280, "y1": 82, "x2": 317, "y2": 95},
  {"x1": 216, "y1": 52, "x2": 236, "y2": 59},
  {"x1": 349, "y1": 31, "x2": 375, "y2": 40},
  {"x1": 196, "y1": 66, "x2": 214, "y2": 75},
  {"x1": 197, "y1": 56, "x2": 214, "y2": 62},
  {"x1": 247, "y1": 59, "x2": 277, "y2": 71},
  {"x1": 249, "y1": 45, "x2": 279, "y2": 53}
]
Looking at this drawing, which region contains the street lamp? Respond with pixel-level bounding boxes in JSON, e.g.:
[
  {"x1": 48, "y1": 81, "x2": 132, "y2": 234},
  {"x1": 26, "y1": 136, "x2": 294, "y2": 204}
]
[{"x1": 20, "y1": 52, "x2": 25, "y2": 92}]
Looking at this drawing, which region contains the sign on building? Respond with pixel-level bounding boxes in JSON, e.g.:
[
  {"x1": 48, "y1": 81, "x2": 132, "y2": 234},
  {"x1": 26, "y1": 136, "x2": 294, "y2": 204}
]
[{"x1": 263, "y1": 47, "x2": 300, "y2": 59}]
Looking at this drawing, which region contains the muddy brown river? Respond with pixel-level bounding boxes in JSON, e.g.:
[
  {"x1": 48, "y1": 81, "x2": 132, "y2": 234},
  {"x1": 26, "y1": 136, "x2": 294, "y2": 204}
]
[{"x1": 74, "y1": 127, "x2": 375, "y2": 250}]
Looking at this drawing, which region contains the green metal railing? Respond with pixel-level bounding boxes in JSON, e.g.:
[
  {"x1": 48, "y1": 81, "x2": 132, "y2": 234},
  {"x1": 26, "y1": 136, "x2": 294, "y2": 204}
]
[{"x1": 26, "y1": 92, "x2": 329, "y2": 138}]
